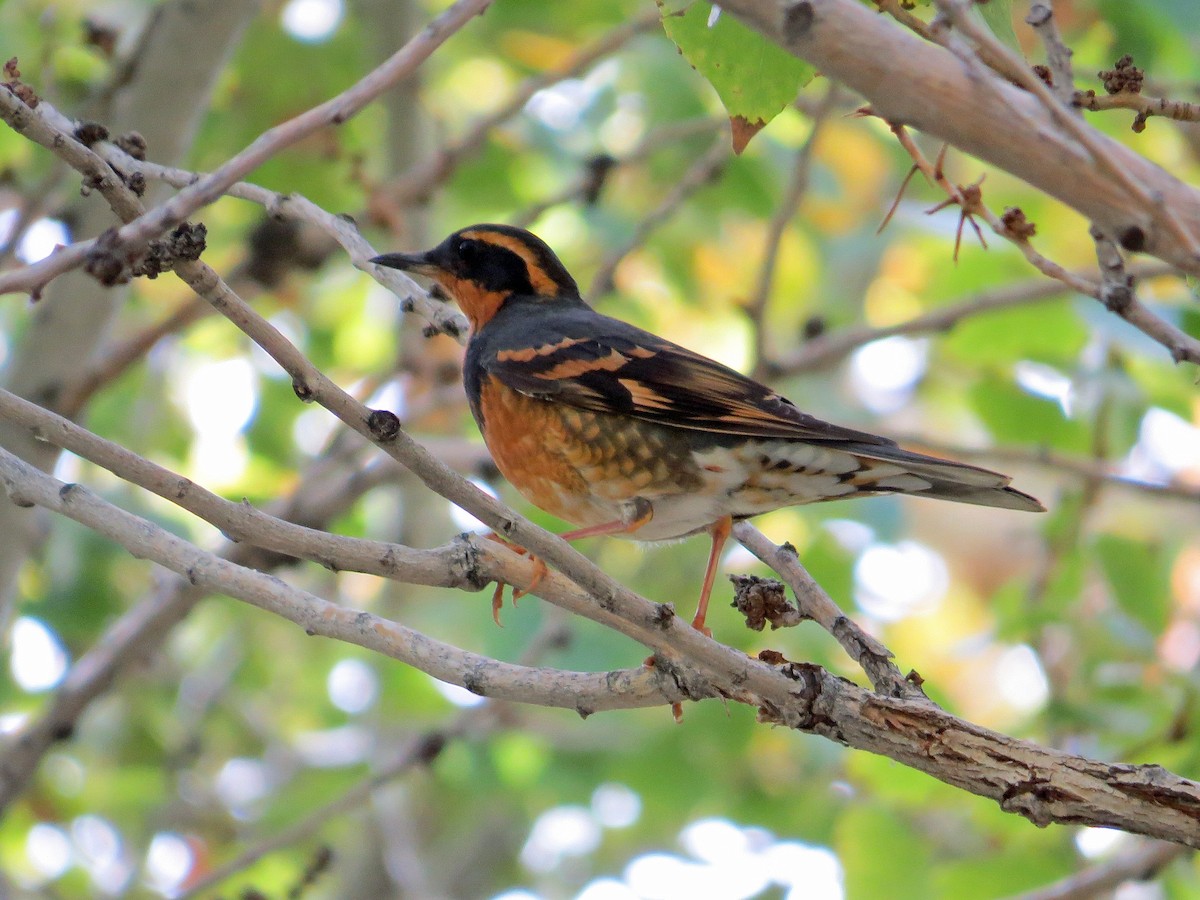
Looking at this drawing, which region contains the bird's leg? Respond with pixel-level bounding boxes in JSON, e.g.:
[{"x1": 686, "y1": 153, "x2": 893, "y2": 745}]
[
  {"x1": 692, "y1": 515, "x2": 733, "y2": 636},
  {"x1": 485, "y1": 499, "x2": 654, "y2": 623},
  {"x1": 483, "y1": 533, "x2": 537, "y2": 624},
  {"x1": 657, "y1": 515, "x2": 733, "y2": 723}
]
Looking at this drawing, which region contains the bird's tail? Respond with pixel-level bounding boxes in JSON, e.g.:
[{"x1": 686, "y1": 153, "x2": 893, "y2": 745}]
[{"x1": 846, "y1": 443, "x2": 1045, "y2": 513}]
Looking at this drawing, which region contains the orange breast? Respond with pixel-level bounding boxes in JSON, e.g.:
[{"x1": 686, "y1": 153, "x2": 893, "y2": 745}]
[
  {"x1": 474, "y1": 375, "x2": 705, "y2": 529},
  {"x1": 475, "y1": 375, "x2": 601, "y2": 527}
]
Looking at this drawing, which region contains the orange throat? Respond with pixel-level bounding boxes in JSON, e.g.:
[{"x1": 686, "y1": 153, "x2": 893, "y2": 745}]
[{"x1": 434, "y1": 274, "x2": 508, "y2": 331}]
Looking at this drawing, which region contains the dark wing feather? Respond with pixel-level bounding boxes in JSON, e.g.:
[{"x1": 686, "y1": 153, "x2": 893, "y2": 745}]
[{"x1": 480, "y1": 305, "x2": 897, "y2": 446}]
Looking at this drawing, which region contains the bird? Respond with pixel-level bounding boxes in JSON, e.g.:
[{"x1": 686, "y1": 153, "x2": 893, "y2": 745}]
[{"x1": 371, "y1": 224, "x2": 1044, "y2": 635}]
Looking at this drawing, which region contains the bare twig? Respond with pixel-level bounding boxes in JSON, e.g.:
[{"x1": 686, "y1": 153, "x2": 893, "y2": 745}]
[
  {"x1": 0, "y1": 0, "x2": 495, "y2": 296},
  {"x1": 1026, "y1": 3, "x2": 1076, "y2": 108},
  {"x1": 386, "y1": 8, "x2": 661, "y2": 206},
  {"x1": 748, "y1": 84, "x2": 839, "y2": 379},
  {"x1": 1008, "y1": 841, "x2": 1188, "y2": 900},
  {"x1": 588, "y1": 134, "x2": 730, "y2": 298},
  {"x1": 1089, "y1": 225, "x2": 1197, "y2": 364},
  {"x1": 887, "y1": 123, "x2": 1200, "y2": 365},
  {"x1": 1075, "y1": 89, "x2": 1200, "y2": 133},
  {"x1": 872, "y1": 0, "x2": 935, "y2": 42},
  {"x1": 732, "y1": 521, "x2": 916, "y2": 698},
  {"x1": 769, "y1": 262, "x2": 1177, "y2": 375},
  {"x1": 928, "y1": 0, "x2": 1200, "y2": 264},
  {"x1": 718, "y1": 0, "x2": 1200, "y2": 274}
]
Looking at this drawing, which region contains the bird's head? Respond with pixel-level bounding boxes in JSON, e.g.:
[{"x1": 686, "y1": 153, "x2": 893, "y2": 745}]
[{"x1": 371, "y1": 224, "x2": 580, "y2": 331}]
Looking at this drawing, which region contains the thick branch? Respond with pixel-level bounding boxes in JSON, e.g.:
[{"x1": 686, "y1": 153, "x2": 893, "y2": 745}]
[
  {"x1": 6, "y1": 435, "x2": 1200, "y2": 844},
  {"x1": 0, "y1": 446, "x2": 683, "y2": 715},
  {"x1": 717, "y1": 0, "x2": 1200, "y2": 274}
]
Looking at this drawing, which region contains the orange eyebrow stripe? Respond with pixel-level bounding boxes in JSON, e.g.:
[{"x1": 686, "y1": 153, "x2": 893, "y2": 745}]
[
  {"x1": 496, "y1": 337, "x2": 584, "y2": 363},
  {"x1": 461, "y1": 229, "x2": 559, "y2": 296},
  {"x1": 536, "y1": 349, "x2": 628, "y2": 379}
]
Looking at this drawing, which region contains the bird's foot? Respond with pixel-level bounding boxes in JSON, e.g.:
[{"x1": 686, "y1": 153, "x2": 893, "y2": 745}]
[{"x1": 485, "y1": 533, "x2": 548, "y2": 625}]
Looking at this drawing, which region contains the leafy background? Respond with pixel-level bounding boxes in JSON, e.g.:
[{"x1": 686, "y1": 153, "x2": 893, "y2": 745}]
[{"x1": 0, "y1": 0, "x2": 1199, "y2": 897}]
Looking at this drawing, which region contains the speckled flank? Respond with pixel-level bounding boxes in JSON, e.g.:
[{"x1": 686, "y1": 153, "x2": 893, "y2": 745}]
[
  {"x1": 472, "y1": 384, "x2": 955, "y2": 542},
  {"x1": 476, "y1": 375, "x2": 709, "y2": 536}
]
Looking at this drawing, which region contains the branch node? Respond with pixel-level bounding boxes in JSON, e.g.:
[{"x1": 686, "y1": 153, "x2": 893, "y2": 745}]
[
  {"x1": 73, "y1": 120, "x2": 109, "y2": 146},
  {"x1": 651, "y1": 602, "x2": 676, "y2": 629},
  {"x1": 1117, "y1": 225, "x2": 1146, "y2": 252},
  {"x1": 114, "y1": 131, "x2": 147, "y2": 160},
  {"x1": 1099, "y1": 54, "x2": 1143, "y2": 95},
  {"x1": 291, "y1": 379, "x2": 315, "y2": 402},
  {"x1": 366, "y1": 408, "x2": 402, "y2": 442},
  {"x1": 729, "y1": 573, "x2": 802, "y2": 631},
  {"x1": 1000, "y1": 207, "x2": 1037, "y2": 241}
]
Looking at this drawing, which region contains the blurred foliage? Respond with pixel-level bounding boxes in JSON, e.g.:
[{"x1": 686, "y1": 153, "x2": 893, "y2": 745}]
[{"x1": 0, "y1": 0, "x2": 1199, "y2": 897}]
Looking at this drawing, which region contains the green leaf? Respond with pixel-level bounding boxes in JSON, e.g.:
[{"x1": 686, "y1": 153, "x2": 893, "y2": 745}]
[
  {"x1": 1094, "y1": 534, "x2": 1172, "y2": 634},
  {"x1": 968, "y1": 373, "x2": 1091, "y2": 452},
  {"x1": 975, "y1": 0, "x2": 1020, "y2": 53},
  {"x1": 659, "y1": 1, "x2": 814, "y2": 152},
  {"x1": 942, "y1": 300, "x2": 1088, "y2": 366},
  {"x1": 1185, "y1": 275, "x2": 1200, "y2": 303}
]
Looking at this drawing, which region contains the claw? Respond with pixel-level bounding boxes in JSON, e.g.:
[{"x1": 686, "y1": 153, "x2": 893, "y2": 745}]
[
  {"x1": 484, "y1": 532, "x2": 548, "y2": 623},
  {"x1": 491, "y1": 582, "x2": 506, "y2": 627},
  {"x1": 512, "y1": 555, "x2": 548, "y2": 600}
]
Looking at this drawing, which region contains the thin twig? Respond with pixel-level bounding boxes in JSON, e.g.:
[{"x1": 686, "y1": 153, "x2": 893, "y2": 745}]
[
  {"x1": 748, "y1": 84, "x2": 840, "y2": 379},
  {"x1": 0, "y1": 0, "x2": 496, "y2": 297},
  {"x1": 385, "y1": 8, "x2": 661, "y2": 206},
  {"x1": 1026, "y1": 3, "x2": 1076, "y2": 108},
  {"x1": 732, "y1": 522, "x2": 918, "y2": 698},
  {"x1": 1075, "y1": 90, "x2": 1200, "y2": 132},
  {"x1": 1007, "y1": 841, "x2": 1187, "y2": 900},
  {"x1": 588, "y1": 134, "x2": 730, "y2": 299},
  {"x1": 771, "y1": 261, "x2": 1176, "y2": 375},
  {"x1": 930, "y1": 0, "x2": 1200, "y2": 265},
  {"x1": 887, "y1": 122, "x2": 1200, "y2": 365}
]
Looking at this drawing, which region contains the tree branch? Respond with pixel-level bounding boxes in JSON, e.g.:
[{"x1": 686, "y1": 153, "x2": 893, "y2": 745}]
[
  {"x1": 0, "y1": 446, "x2": 684, "y2": 715},
  {"x1": 718, "y1": 0, "x2": 1200, "y2": 274},
  {"x1": 0, "y1": 0, "x2": 495, "y2": 297},
  {"x1": 1008, "y1": 840, "x2": 1188, "y2": 900},
  {"x1": 769, "y1": 262, "x2": 1177, "y2": 375}
]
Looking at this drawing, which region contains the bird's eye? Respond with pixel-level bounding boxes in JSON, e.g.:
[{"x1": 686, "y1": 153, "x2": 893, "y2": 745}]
[{"x1": 457, "y1": 239, "x2": 477, "y2": 260}]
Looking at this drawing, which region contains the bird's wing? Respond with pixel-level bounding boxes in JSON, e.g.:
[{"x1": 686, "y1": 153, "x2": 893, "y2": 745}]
[{"x1": 482, "y1": 314, "x2": 897, "y2": 445}]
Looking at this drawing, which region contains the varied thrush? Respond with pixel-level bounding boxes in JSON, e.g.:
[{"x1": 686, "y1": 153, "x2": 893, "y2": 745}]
[{"x1": 372, "y1": 225, "x2": 1043, "y2": 634}]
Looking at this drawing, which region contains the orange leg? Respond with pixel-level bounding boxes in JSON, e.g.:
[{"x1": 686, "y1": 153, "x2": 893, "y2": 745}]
[
  {"x1": 691, "y1": 515, "x2": 732, "y2": 636},
  {"x1": 486, "y1": 501, "x2": 654, "y2": 624}
]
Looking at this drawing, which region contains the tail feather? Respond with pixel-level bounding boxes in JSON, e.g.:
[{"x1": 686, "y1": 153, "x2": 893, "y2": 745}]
[{"x1": 847, "y1": 442, "x2": 1045, "y2": 513}]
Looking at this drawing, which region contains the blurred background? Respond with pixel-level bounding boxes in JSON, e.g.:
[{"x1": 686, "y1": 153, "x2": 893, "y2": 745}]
[{"x1": 0, "y1": 0, "x2": 1198, "y2": 896}]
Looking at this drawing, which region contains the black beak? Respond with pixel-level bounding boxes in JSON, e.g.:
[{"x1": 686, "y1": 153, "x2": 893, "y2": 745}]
[{"x1": 370, "y1": 250, "x2": 437, "y2": 275}]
